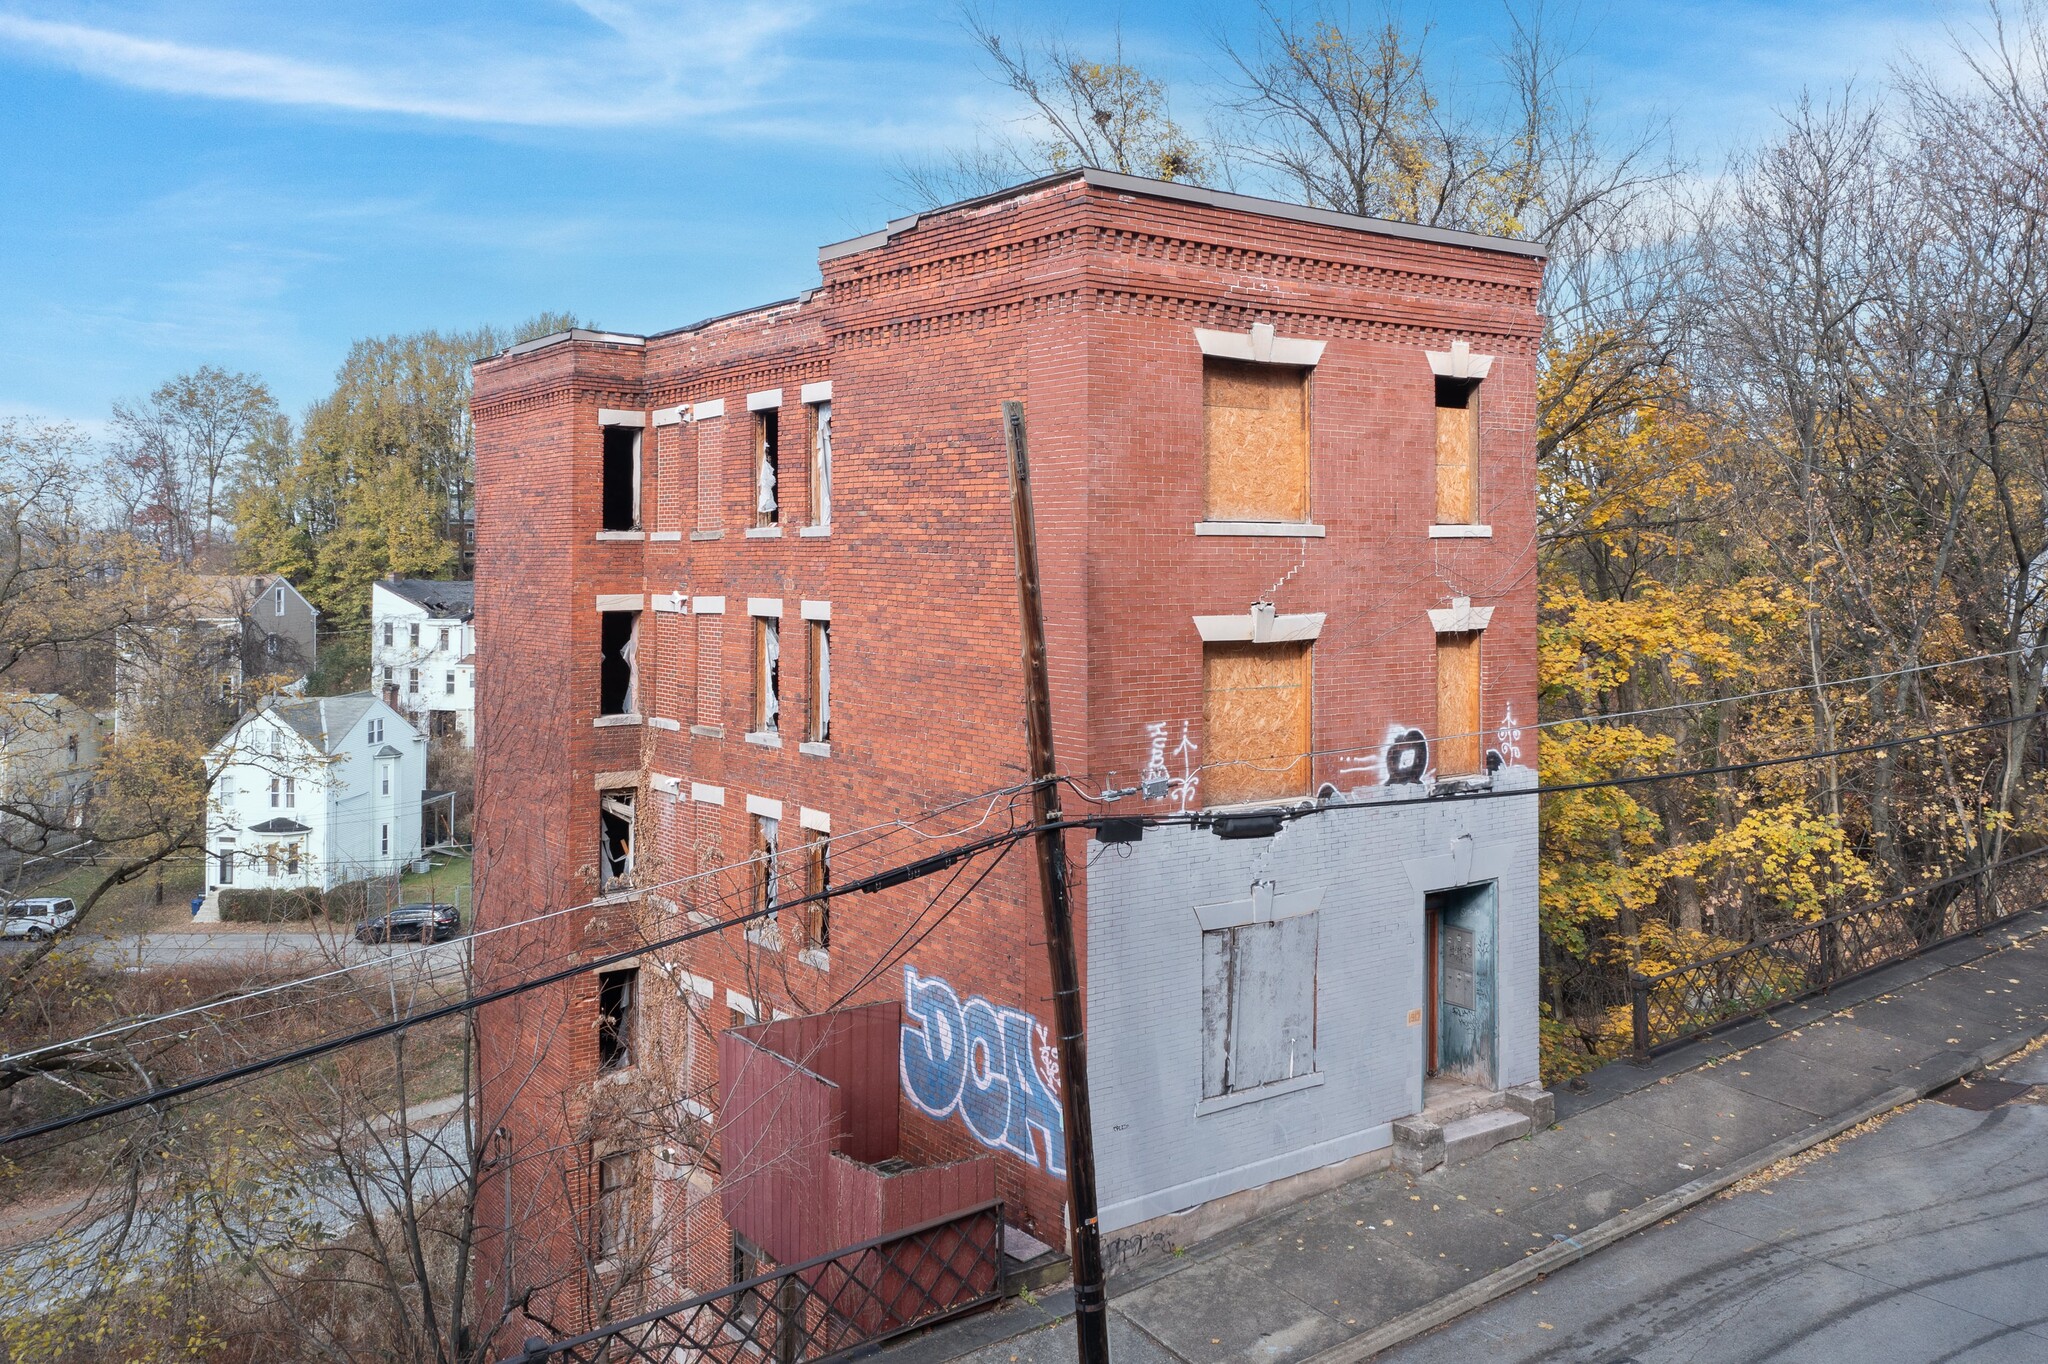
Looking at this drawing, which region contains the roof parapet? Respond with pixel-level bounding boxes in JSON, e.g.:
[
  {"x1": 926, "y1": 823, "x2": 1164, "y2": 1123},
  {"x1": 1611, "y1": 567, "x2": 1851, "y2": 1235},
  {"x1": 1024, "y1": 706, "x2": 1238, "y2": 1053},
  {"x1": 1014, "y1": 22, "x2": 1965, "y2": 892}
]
[{"x1": 817, "y1": 167, "x2": 1548, "y2": 265}]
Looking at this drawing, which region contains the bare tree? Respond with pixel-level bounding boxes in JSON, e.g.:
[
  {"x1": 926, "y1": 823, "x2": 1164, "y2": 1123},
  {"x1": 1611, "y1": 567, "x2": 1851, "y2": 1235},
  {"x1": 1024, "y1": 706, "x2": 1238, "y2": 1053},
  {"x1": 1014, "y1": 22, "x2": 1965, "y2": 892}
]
[{"x1": 106, "y1": 367, "x2": 281, "y2": 566}]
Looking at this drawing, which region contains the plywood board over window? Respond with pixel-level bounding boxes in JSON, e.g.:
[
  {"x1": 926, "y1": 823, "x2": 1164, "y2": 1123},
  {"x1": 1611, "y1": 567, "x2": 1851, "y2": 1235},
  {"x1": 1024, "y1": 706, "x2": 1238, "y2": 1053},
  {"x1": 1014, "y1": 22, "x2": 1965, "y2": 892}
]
[
  {"x1": 1204, "y1": 359, "x2": 1310, "y2": 523},
  {"x1": 1434, "y1": 377, "x2": 1480, "y2": 524},
  {"x1": 1435, "y1": 631, "x2": 1482, "y2": 776},
  {"x1": 1203, "y1": 641, "x2": 1311, "y2": 806}
]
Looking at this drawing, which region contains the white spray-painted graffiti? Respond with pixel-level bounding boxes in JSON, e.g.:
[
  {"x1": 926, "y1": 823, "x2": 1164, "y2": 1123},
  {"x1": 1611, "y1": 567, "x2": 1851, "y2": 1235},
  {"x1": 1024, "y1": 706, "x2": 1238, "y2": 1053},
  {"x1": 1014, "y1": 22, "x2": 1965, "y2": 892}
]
[
  {"x1": 1141, "y1": 720, "x2": 1201, "y2": 813},
  {"x1": 900, "y1": 966, "x2": 1067, "y2": 1177},
  {"x1": 1486, "y1": 703, "x2": 1524, "y2": 773}
]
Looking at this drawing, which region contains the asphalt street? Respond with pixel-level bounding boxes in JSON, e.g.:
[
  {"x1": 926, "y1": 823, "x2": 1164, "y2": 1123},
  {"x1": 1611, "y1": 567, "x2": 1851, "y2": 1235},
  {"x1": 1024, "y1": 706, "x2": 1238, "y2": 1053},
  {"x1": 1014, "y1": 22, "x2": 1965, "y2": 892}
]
[
  {"x1": 1384, "y1": 1044, "x2": 2048, "y2": 1364},
  {"x1": 0, "y1": 927, "x2": 472, "y2": 973}
]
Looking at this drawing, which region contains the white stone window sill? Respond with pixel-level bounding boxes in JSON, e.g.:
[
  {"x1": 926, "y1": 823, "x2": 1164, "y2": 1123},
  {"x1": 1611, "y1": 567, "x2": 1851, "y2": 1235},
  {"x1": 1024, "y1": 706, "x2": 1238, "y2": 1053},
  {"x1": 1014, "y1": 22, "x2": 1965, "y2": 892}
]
[
  {"x1": 649, "y1": 530, "x2": 682, "y2": 542},
  {"x1": 1428, "y1": 524, "x2": 1493, "y2": 539},
  {"x1": 590, "y1": 888, "x2": 639, "y2": 906},
  {"x1": 799, "y1": 948, "x2": 829, "y2": 971},
  {"x1": 647, "y1": 716, "x2": 681, "y2": 732},
  {"x1": 690, "y1": 724, "x2": 724, "y2": 739},
  {"x1": 799, "y1": 741, "x2": 831, "y2": 758},
  {"x1": 745, "y1": 928, "x2": 782, "y2": 951},
  {"x1": 1194, "y1": 1071, "x2": 1324, "y2": 1117},
  {"x1": 593, "y1": 714, "x2": 642, "y2": 728},
  {"x1": 745, "y1": 730, "x2": 783, "y2": 749},
  {"x1": 690, "y1": 529, "x2": 723, "y2": 541},
  {"x1": 687, "y1": 910, "x2": 719, "y2": 928},
  {"x1": 745, "y1": 526, "x2": 783, "y2": 539},
  {"x1": 1194, "y1": 521, "x2": 1326, "y2": 538},
  {"x1": 594, "y1": 1065, "x2": 638, "y2": 1087},
  {"x1": 596, "y1": 530, "x2": 644, "y2": 541},
  {"x1": 800, "y1": 525, "x2": 831, "y2": 538}
]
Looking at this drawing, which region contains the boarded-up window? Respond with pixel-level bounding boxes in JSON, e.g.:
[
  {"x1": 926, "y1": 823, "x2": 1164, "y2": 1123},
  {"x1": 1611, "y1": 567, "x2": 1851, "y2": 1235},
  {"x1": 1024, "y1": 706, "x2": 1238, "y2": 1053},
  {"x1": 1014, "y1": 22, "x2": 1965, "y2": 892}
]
[
  {"x1": 1204, "y1": 358, "x2": 1309, "y2": 522},
  {"x1": 595, "y1": 1152, "x2": 635, "y2": 1261},
  {"x1": 1202, "y1": 642, "x2": 1311, "y2": 806},
  {"x1": 1435, "y1": 631, "x2": 1482, "y2": 777},
  {"x1": 808, "y1": 400, "x2": 831, "y2": 527},
  {"x1": 806, "y1": 620, "x2": 829, "y2": 743},
  {"x1": 602, "y1": 426, "x2": 640, "y2": 531},
  {"x1": 803, "y1": 832, "x2": 830, "y2": 952},
  {"x1": 1434, "y1": 377, "x2": 1479, "y2": 524},
  {"x1": 1201, "y1": 912, "x2": 1318, "y2": 1099}
]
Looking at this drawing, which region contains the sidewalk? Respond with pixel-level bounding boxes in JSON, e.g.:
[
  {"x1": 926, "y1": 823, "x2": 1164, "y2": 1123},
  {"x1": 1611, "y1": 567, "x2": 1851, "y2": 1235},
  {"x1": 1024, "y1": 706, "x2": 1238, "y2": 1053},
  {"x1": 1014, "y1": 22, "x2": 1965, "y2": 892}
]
[{"x1": 887, "y1": 908, "x2": 2048, "y2": 1364}]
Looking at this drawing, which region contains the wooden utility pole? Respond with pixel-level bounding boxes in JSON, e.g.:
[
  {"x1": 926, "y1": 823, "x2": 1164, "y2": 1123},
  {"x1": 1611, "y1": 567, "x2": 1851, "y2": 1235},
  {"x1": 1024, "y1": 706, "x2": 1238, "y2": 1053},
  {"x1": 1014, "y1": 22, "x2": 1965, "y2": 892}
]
[{"x1": 1002, "y1": 400, "x2": 1111, "y2": 1364}]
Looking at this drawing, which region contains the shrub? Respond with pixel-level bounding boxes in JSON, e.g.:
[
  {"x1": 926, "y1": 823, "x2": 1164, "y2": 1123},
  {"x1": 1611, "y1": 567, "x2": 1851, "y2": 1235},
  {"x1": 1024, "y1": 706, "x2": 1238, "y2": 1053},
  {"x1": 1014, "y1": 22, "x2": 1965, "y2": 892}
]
[{"x1": 217, "y1": 878, "x2": 381, "y2": 923}]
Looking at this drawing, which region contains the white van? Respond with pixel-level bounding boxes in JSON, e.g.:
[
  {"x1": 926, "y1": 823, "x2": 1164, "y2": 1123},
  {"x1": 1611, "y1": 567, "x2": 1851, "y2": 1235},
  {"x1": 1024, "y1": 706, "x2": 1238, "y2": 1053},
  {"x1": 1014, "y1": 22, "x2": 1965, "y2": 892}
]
[{"x1": 2, "y1": 897, "x2": 78, "y2": 940}]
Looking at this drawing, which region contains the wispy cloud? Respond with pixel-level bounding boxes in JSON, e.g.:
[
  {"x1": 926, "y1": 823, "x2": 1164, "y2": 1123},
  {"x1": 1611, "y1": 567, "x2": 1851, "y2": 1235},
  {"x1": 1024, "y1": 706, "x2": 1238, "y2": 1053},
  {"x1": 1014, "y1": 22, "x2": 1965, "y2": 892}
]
[{"x1": 0, "y1": 2, "x2": 810, "y2": 126}]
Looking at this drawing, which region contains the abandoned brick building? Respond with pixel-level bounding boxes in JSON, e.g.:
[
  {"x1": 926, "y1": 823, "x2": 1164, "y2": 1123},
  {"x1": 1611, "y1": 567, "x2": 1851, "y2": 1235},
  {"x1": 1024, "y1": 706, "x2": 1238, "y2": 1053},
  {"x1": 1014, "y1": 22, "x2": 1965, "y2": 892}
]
[{"x1": 469, "y1": 168, "x2": 1545, "y2": 1343}]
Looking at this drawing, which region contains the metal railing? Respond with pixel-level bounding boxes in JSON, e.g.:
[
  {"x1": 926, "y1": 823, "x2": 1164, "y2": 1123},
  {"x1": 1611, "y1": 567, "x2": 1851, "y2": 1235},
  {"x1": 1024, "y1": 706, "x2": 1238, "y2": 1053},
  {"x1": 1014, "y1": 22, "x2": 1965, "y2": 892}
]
[
  {"x1": 1629, "y1": 845, "x2": 2048, "y2": 1060},
  {"x1": 516, "y1": 1202, "x2": 1006, "y2": 1364}
]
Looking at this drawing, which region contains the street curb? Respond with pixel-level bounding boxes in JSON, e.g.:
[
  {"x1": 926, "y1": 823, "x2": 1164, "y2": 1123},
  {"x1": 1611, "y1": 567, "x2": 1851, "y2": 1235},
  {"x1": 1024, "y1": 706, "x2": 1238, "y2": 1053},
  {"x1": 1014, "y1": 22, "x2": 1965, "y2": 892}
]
[{"x1": 1299, "y1": 1028, "x2": 2047, "y2": 1364}]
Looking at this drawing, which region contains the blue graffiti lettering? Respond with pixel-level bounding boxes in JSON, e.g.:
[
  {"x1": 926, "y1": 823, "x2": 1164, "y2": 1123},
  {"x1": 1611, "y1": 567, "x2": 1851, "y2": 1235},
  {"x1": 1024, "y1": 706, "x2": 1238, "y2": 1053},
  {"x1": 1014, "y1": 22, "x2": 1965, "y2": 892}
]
[{"x1": 900, "y1": 966, "x2": 1066, "y2": 1177}]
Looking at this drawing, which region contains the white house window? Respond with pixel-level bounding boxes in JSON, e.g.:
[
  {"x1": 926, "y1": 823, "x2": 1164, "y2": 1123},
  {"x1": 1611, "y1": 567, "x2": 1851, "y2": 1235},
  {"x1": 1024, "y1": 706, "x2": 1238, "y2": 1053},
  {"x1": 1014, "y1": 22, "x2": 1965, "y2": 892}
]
[
  {"x1": 285, "y1": 844, "x2": 300, "y2": 875},
  {"x1": 284, "y1": 777, "x2": 295, "y2": 810},
  {"x1": 383, "y1": 623, "x2": 394, "y2": 647},
  {"x1": 444, "y1": 671, "x2": 456, "y2": 696},
  {"x1": 380, "y1": 823, "x2": 390, "y2": 857},
  {"x1": 274, "y1": 586, "x2": 285, "y2": 616},
  {"x1": 218, "y1": 846, "x2": 235, "y2": 884},
  {"x1": 380, "y1": 766, "x2": 391, "y2": 796},
  {"x1": 382, "y1": 667, "x2": 394, "y2": 688},
  {"x1": 368, "y1": 717, "x2": 384, "y2": 744},
  {"x1": 438, "y1": 627, "x2": 450, "y2": 650},
  {"x1": 409, "y1": 624, "x2": 420, "y2": 648},
  {"x1": 408, "y1": 668, "x2": 420, "y2": 695},
  {"x1": 269, "y1": 777, "x2": 280, "y2": 808}
]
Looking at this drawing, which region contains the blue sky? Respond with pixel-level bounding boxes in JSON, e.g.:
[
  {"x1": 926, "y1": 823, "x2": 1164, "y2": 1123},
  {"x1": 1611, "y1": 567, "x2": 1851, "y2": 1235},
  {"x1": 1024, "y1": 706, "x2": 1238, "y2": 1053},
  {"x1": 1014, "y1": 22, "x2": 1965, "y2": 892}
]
[{"x1": 0, "y1": 0, "x2": 1973, "y2": 428}]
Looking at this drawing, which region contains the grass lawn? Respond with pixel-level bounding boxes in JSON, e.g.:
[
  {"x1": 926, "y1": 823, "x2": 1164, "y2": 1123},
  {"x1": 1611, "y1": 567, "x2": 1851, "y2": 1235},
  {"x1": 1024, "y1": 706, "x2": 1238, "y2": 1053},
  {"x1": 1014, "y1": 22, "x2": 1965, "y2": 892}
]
[
  {"x1": 398, "y1": 851, "x2": 472, "y2": 917},
  {"x1": 15, "y1": 854, "x2": 207, "y2": 936}
]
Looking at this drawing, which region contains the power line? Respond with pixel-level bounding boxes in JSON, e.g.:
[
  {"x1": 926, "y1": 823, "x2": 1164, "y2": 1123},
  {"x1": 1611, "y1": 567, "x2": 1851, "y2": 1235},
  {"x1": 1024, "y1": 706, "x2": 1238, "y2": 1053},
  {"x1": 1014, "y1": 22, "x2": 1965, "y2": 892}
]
[
  {"x1": 0, "y1": 824, "x2": 1030, "y2": 1148},
  {"x1": 10, "y1": 706, "x2": 2038, "y2": 1148},
  {"x1": 1, "y1": 778, "x2": 1038, "y2": 1070}
]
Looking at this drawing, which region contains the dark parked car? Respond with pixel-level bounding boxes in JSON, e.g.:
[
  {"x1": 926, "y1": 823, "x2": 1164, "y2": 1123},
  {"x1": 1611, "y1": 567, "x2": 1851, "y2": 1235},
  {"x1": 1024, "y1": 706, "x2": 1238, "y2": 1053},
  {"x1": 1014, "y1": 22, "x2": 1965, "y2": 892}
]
[{"x1": 355, "y1": 903, "x2": 461, "y2": 944}]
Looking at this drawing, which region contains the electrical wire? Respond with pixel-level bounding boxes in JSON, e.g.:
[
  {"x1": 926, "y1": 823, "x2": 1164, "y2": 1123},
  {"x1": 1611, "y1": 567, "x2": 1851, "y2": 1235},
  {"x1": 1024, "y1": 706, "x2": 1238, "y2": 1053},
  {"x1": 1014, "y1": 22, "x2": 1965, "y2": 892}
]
[
  {"x1": 11, "y1": 706, "x2": 2041, "y2": 1149},
  {"x1": 1, "y1": 776, "x2": 1043, "y2": 1070}
]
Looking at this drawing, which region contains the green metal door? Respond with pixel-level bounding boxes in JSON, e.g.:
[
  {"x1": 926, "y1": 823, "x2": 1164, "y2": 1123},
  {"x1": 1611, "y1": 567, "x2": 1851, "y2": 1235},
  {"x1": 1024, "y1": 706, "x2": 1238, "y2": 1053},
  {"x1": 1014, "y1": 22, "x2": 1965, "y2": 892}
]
[{"x1": 1429, "y1": 883, "x2": 1497, "y2": 1086}]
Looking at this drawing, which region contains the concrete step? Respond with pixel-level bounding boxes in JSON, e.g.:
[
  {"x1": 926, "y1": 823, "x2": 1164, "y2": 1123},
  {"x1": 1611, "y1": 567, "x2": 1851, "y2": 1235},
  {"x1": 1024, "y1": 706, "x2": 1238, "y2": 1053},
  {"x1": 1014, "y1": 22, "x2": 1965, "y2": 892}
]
[
  {"x1": 1420, "y1": 1082, "x2": 1499, "y2": 1125},
  {"x1": 1441, "y1": 1108, "x2": 1531, "y2": 1165}
]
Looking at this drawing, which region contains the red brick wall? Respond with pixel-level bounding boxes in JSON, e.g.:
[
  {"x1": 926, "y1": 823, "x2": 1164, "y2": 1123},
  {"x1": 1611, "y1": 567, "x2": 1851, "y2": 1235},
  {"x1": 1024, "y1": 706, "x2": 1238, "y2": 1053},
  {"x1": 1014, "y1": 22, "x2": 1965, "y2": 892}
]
[{"x1": 471, "y1": 174, "x2": 1541, "y2": 1341}]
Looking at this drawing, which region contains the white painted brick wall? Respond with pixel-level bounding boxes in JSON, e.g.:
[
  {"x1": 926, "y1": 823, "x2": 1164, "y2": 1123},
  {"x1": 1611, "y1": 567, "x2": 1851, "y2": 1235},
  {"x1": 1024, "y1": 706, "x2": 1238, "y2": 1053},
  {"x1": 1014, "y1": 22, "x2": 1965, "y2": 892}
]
[{"x1": 1084, "y1": 767, "x2": 1539, "y2": 1231}]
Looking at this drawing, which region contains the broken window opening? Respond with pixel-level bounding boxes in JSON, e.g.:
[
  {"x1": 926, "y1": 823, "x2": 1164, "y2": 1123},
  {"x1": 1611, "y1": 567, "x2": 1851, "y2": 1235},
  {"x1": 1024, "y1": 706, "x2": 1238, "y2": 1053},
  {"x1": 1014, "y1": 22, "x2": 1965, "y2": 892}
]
[
  {"x1": 1203, "y1": 357, "x2": 1310, "y2": 523},
  {"x1": 600, "y1": 789, "x2": 636, "y2": 890},
  {"x1": 808, "y1": 400, "x2": 831, "y2": 526},
  {"x1": 748, "y1": 814, "x2": 780, "y2": 943},
  {"x1": 806, "y1": 620, "x2": 829, "y2": 743},
  {"x1": 1434, "y1": 376, "x2": 1481, "y2": 525},
  {"x1": 595, "y1": 1151, "x2": 636, "y2": 1260},
  {"x1": 804, "y1": 833, "x2": 830, "y2": 952},
  {"x1": 1201, "y1": 911, "x2": 1319, "y2": 1099},
  {"x1": 753, "y1": 616, "x2": 780, "y2": 734},
  {"x1": 603, "y1": 425, "x2": 642, "y2": 532},
  {"x1": 755, "y1": 409, "x2": 780, "y2": 526},
  {"x1": 600, "y1": 611, "x2": 640, "y2": 716},
  {"x1": 597, "y1": 966, "x2": 638, "y2": 1071}
]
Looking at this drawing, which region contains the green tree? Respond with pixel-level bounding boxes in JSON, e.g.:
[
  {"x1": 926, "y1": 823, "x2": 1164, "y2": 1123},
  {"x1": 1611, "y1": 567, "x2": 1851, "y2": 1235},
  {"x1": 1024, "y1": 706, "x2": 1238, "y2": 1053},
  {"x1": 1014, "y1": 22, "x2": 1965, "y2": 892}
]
[{"x1": 235, "y1": 314, "x2": 582, "y2": 633}]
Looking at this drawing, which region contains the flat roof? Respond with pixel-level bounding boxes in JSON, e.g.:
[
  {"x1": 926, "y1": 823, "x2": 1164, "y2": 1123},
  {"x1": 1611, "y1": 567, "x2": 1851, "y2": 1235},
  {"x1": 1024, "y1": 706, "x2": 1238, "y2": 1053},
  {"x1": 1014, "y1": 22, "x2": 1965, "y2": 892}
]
[{"x1": 818, "y1": 167, "x2": 1549, "y2": 264}]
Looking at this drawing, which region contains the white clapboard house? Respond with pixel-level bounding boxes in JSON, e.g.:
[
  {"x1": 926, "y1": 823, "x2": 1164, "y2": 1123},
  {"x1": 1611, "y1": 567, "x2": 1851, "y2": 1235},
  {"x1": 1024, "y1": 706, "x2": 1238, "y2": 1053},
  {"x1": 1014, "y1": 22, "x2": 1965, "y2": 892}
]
[{"x1": 201, "y1": 693, "x2": 425, "y2": 912}]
